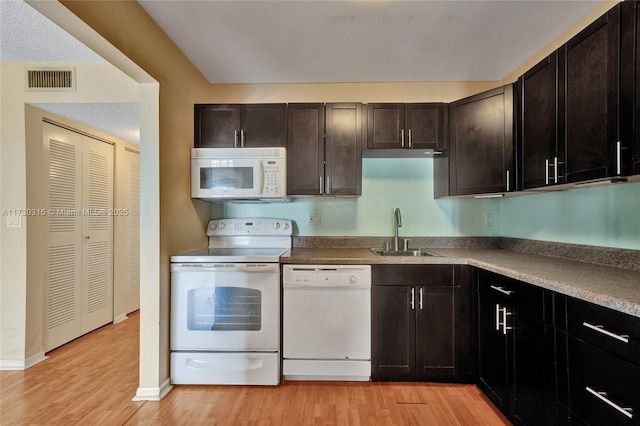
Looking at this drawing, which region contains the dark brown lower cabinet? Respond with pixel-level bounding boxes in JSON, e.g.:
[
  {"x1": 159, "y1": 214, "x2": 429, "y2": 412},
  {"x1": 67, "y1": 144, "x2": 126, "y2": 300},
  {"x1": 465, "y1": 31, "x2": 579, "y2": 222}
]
[
  {"x1": 477, "y1": 270, "x2": 556, "y2": 425},
  {"x1": 371, "y1": 264, "x2": 473, "y2": 382},
  {"x1": 557, "y1": 295, "x2": 640, "y2": 425}
]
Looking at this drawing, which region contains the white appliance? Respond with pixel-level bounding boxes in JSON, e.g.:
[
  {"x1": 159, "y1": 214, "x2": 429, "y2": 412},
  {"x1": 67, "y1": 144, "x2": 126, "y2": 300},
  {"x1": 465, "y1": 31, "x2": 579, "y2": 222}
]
[
  {"x1": 191, "y1": 147, "x2": 290, "y2": 202},
  {"x1": 283, "y1": 265, "x2": 372, "y2": 381},
  {"x1": 170, "y1": 218, "x2": 292, "y2": 385}
]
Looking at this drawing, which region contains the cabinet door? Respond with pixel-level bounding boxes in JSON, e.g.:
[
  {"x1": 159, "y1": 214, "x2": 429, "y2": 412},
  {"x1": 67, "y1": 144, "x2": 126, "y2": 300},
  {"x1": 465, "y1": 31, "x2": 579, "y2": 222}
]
[
  {"x1": 325, "y1": 103, "x2": 363, "y2": 196},
  {"x1": 366, "y1": 103, "x2": 405, "y2": 149},
  {"x1": 416, "y1": 286, "x2": 455, "y2": 381},
  {"x1": 562, "y1": 6, "x2": 620, "y2": 183},
  {"x1": 372, "y1": 285, "x2": 415, "y2": 381},
  {"x1": 286, "y1": 104, "x2": 324, "y2": 196},
  {"x1": 194, "y1": 104, "x2": 241, "y2": 148},
  {"x1": 405, "y1": 103, "x2": 444, "y2": 150},
  {"x1": 520, "y1": 53, "x2": 561, "y2": 189},
  {"x1": 241, "y1": 104, "x2": 287, "y2": 147},
  {"x1": 621, "y1": 1, "x2": 640, "y2": 176},
  {"x1": 448, "y1": 85, "x2": 514, "y2": 196},
  {"x1": 477, "y1": 278, "x2": 510, "y2": 413},
  {"x1": 514, "y1": 320, "x2": 557, "y2": 425}
]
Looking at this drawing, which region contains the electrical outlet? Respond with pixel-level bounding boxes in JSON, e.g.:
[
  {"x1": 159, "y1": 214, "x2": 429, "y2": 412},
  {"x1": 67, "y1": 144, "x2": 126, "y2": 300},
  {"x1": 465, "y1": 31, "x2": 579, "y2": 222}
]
[
  {"x1": 308, "y1": 213, "x2": 321, "y2": 226},
  {"x1": 484, "y1": 213, "x2": 494, "y2": 228}
]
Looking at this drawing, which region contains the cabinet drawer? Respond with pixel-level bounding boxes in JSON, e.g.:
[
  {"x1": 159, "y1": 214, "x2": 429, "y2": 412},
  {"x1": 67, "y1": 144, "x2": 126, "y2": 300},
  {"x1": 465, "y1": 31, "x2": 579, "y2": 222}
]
[
  {"x1": 567, "y1": 297, "x2": 640, "y2": 366},
  {"x1": 373, "y1": 264, "x2": 454, "y2": 287},
  {"x1": 569, "y1": 337, "x2": 640, "y2": 425},
  {"x1": 481, "y1": 272, "x2": 544, "y2": 323}
]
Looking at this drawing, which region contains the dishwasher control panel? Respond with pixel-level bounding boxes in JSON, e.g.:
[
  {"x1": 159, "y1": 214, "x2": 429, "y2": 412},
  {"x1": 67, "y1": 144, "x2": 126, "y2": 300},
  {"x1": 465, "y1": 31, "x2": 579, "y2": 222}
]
[{"x1": 283, "y1": 265, "x2": 371, "y2": 288}]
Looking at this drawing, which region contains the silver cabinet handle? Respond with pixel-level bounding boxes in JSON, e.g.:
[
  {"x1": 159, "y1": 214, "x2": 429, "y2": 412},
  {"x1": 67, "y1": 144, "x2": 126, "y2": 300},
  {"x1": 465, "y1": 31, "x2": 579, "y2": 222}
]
[
  {"x1": 617, "y1": 141, "x2": 622, "y2": 175},
  {"x1": 418, "y1": 287, "x2": 423, "y2": 310},
  {"x1": 234, "y1": 130, "x2": 239, "y2": 148},
  {"x1": 506, "y1": 170, "x2": 510, "y2": 192},
  {"x1": 585, "y1": 387, "x2": 634, "y2": 419},
  {"x1": 401, "y1": 128, "x2": 405, "y2": 148},
  {"x1": 495, "y1": 304, "x2": 501, "y2": 331},
  {"x1": 408, "y1": 129, "x2": 412, "y2": 148},
  {"x1": 240, "y1": 129, "x2": 245, "y2": 147},
  {"x1": 582, "y1": 322, "x2": 629, "y2": 344},
  {"x1": 490, "y1": 285, "x2": 513, "y2": 296},
  {"x1": 410, "y1": 287, "x2": 415, "y2": 310},
  {"x1": 502, "y1": 307, "x2": 513, "y2": 335},
  {"x1": 554, "y1": 156, "x2": 559, "y2": 184},
  {"x1": 326, "y1": 175, "x2": 331, "y2": 195},
  {"x1": 319, "y1": 175, "x2": 324, "y2": 195},
  {"x1": 545, "y1": 159, "x2": 550, "y2": 185}
]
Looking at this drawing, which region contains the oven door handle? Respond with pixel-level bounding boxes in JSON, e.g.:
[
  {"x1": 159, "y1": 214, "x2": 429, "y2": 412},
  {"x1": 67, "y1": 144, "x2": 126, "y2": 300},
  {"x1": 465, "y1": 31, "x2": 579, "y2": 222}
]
[{"x1": 171, "y1": 263, "x2": 279, "y2": 273}]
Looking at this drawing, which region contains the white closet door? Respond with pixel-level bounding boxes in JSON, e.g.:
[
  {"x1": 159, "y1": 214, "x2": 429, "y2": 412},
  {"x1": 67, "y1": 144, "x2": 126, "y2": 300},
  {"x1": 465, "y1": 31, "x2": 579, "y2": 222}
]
[
  {"x1": 81, "y1": 136, "x2": 114, "y2": 333},
  {"x1": 44, "y1": 123, "x2": 115, "y2": 351},
  {"x1": 125, "y1": 150, "x2": 140, "y2": 313},
  {"x1": 45, "y1": 123, "x2": 83, "y2": 351}
]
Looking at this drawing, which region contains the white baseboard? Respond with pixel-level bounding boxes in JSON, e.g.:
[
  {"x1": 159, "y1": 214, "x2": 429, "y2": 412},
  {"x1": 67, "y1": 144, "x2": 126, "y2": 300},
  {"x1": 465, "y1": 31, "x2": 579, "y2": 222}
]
[
  {"x1": 132, "y1": 377, "x2": 172, "y2": 401},
  {"x1": 113, "y1": 313, "x2": 129, "y2": 324},
  {"x1": 0, "y1": 352, "x2": 48, "y2": 370}
]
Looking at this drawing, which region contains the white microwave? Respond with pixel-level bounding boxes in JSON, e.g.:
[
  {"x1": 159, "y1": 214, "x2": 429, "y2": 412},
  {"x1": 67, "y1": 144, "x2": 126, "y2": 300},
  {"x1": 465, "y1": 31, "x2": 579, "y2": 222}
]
[{"x1": 191, "y1": 147, "x2": 289, "y2": 202}]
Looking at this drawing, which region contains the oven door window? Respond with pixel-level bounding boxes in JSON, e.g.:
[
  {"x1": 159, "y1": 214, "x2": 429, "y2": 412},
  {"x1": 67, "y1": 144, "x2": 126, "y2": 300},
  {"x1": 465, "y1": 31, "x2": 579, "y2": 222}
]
[
  {"x1": 200, "y1": 167, "x2": 253, "y2": 190},
  {"x1": 187, "y1": 286, "x2": 261, "y2": 331}
]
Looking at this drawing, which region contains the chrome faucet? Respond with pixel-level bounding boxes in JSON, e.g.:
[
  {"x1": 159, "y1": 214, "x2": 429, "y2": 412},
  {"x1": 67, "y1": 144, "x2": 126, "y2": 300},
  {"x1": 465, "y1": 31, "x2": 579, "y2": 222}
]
[{"x1": 394, "y1": 208, "x2": 402, "y2": 251}]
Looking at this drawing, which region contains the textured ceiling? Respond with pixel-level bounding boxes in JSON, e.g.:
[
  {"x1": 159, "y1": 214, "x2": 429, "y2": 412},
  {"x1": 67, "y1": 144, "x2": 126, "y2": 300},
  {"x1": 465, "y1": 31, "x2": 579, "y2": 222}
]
[
  {"x1": 1, "y1": 1, "x2": 139, "y2": 145},
  {"x1": 139, "y1": 0, "x2": 601, "y2": 84},
  {"x1": 0, "y1": 0, "x2": 103, "y2": 62}
]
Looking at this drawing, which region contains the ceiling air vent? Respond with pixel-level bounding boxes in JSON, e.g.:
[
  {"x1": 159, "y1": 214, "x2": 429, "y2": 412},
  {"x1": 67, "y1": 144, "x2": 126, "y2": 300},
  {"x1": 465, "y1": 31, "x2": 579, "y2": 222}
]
[{"x1": 25, "y1": 68, "x2": 76, "y2": 91}]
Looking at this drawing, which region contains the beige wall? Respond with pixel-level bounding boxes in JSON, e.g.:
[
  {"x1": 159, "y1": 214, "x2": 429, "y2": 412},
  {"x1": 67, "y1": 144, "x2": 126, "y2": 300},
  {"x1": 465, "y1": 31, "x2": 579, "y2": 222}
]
[{"x1": 59, "y1": 0, "x2": 212, "y2": 395}]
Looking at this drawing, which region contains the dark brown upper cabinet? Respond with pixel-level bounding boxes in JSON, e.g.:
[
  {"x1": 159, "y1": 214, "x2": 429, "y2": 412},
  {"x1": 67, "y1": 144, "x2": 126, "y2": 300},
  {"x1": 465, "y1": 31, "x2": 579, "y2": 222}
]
[
  {"x1": 194, "y1": 104, "x2": 287, "y2": 148},
  {"x1": 287, "y1": 103, "x2": 363, "y2": 197},
  {"x1": 435, "y1": 85, "x2": 515, "y2": 198},
  {"x1": 561, "y1": 5, "x2": 621, "y2": 184},
  {"x1": 621, "y1": 1, "x2": 640, "y2": 177},
  {"x1": 366, "y1": 103, "x2": 445, "y2": 152},
  {"x1": 517, "y1": 52, "x2": 563, "y2": 190}
]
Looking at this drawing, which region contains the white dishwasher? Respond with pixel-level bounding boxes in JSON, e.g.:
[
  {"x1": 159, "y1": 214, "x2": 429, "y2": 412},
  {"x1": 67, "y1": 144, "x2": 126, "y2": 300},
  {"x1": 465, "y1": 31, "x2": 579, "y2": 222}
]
[{"x1": 282, "y1": 264, "x2": 371, "y2": 381}]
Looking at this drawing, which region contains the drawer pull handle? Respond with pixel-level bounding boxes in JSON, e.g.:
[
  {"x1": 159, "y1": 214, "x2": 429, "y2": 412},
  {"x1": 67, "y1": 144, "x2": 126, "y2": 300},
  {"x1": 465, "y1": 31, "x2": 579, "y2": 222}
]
[
  {"x1": 582, "y1": 322, "x2": 630, "y2": 344},
  {"x1": 585, "y1": 386, "x2": 634, "y2": 419},
  {"x1": 490, "y1": 285, "x2": 513, "y2": 296}
]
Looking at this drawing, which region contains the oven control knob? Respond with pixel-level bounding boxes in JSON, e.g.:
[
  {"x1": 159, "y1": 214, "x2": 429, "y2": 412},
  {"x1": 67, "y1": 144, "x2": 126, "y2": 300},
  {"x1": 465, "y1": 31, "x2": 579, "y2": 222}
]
[
  {"x1": 209, "y1": 222, "x2": 218, "y2": 230},
  {"x1": 273, "y1": 222, "x2": 281, "y2": 230},
  {"x1": 219, "y1": 223, "x2": 226, "y2": 229},
  {"x1": 284, "y1": 223, "x2": 290, "y2": 230},
  {"x1": 349, "y1": 275, "x2": 358, "y2": 284}
]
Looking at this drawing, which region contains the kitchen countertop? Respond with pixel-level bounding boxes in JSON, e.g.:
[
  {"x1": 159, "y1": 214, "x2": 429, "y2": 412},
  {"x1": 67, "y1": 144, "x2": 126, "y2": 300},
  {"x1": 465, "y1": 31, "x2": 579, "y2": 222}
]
[{"x1": 281, "y1": 247, "x2": 640, "y2": 318}]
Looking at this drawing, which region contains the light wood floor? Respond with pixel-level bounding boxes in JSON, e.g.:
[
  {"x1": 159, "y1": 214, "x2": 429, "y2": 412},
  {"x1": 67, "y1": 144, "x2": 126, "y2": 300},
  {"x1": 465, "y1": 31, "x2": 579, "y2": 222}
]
[{"x1": 1, "y1": 312, "x2": 510, "y2": 425}]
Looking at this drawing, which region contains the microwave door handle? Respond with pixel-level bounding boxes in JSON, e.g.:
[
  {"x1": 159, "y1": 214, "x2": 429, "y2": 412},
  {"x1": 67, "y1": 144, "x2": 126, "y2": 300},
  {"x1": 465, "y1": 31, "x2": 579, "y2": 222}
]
[{"x1": 259, "y1": 161, "x2": 265, "y2": 195}]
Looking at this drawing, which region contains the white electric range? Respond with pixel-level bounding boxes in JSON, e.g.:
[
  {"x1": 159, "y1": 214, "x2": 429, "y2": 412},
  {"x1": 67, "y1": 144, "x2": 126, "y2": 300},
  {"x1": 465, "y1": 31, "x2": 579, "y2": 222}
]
[{"x1": 170, "y1": 218, "x2": 292, "y2": 385}]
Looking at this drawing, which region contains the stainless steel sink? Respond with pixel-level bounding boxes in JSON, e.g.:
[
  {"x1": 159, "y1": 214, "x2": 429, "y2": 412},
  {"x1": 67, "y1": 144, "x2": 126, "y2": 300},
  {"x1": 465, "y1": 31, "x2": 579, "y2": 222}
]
[{"x1": 370, "y1": 249, "x2": 443, "y2": 257}]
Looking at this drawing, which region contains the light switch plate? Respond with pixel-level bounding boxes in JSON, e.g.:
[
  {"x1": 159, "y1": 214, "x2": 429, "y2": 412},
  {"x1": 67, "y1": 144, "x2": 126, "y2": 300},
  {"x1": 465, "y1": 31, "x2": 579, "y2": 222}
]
[
  {"x1": 6, "y1": 215, "x2": 23, "y2": 228},
  {"x1": 484, "y1": 213, "x2": 494, "y2": 228},
  {"x1": 308, "y1": 213, "x2": 321, "y2": 226}
]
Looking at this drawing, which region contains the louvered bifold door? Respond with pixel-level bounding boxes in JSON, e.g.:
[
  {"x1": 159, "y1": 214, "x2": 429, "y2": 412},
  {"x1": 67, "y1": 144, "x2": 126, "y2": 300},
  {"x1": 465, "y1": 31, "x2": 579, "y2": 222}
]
[
  {"x1": 81, "y1": 136, "x2": 114, "y2": 333},
  {"x1": 45, "y1": 123, "x2": 83, "y2": 351},
  {"x1": 125, "y1": 150, "x2": 140, "y2": 313}
]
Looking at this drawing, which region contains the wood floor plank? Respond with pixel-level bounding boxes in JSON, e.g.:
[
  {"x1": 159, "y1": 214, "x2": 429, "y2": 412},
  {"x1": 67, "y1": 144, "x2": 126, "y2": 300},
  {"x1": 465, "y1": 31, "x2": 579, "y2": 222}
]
[{"x1": 1, "y1": 312, "x2": 510, "y2": 425}]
